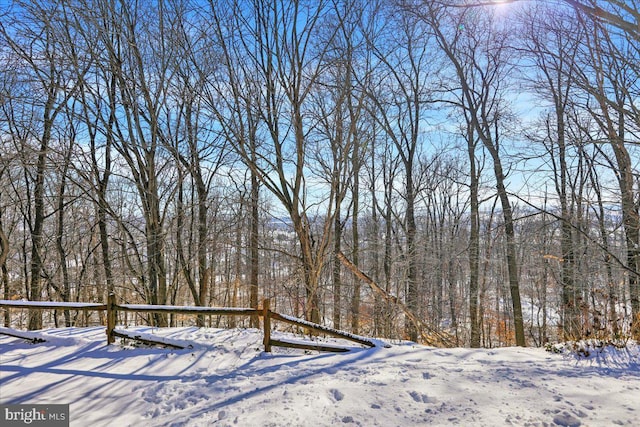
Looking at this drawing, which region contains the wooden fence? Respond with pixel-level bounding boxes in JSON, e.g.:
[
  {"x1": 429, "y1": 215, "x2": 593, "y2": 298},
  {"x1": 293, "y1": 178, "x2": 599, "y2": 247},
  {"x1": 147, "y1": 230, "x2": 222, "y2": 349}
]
[{"x1": 0, "y1": 295, "x2": 378, "y2": 353}]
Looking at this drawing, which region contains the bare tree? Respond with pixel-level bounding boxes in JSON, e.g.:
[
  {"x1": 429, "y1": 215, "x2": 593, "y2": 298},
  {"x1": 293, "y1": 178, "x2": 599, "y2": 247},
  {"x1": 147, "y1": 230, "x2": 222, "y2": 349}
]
[
  {"x1": 362, "y1": 3, "x2": 437, "y2": 341},
  {"x1": 519, "y1": 6, "x2": 586, "y2": 339},
  {"x1": 306, "y1": 0, "x2": 370, "y2": 330},
  {"x1": 456, "y1": 0, "x2": 640, "y2": 343},
  {"x1": 0, "y1": 204, "x2": 9, "y2": 326},
  {"x1": 418, "y1": 4, "x2": 526, "y2": 345},
  {"x1": 572, "y1": 8, "x2": 640, "y2": 337},
  {"x1": 161, "y1": 5, "x2": 229, "y2": 325},
  {"x1": 99, "y1": 0, "x2": 192, "y2": 325},
  {"x1": 0, "y1": 1, "x2": 88, "y2": 329},
  {"x1": 207, "y1": 0, "x2": 347, "y2": 323}
]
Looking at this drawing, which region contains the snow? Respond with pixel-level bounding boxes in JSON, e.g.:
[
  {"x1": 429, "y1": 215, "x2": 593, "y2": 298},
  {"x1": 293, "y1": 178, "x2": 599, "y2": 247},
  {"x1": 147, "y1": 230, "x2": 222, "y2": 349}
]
[
  {"x1": 0, "y1": 327, "x2": 49, "y2": 343},
  {"x1": 1, "y1": 327, "x2": 638, "y2": 426}
]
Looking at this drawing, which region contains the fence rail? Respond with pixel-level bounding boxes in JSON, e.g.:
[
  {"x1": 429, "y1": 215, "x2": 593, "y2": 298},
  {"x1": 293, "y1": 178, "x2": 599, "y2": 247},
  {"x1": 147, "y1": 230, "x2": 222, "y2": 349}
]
[
  {"x1": 0, "y1": 296, "x2": 378, "y2": 352},
  {"x1": 0, "y1": 300, "x2": 107, "y2": 310}
]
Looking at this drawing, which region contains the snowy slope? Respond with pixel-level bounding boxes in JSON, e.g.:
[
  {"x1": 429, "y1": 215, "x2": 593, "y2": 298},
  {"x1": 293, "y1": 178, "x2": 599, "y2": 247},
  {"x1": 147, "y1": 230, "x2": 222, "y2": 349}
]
[{"x1": 1, "y1": 327, "x2": 638, "y2": 426}]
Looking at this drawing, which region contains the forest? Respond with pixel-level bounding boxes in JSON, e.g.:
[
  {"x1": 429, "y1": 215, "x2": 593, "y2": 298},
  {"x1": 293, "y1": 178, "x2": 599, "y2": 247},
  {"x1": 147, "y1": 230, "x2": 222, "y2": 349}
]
[{"x1": 0, "y1": 0, "x2": 638, "y2": 347}]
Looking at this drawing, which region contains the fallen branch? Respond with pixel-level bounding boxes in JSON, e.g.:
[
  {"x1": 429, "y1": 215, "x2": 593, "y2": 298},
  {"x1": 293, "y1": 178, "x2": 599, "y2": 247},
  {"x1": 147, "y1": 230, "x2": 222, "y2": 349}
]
[{"x1": 337, "y1": 251, "x2": 456, "y2": 347}]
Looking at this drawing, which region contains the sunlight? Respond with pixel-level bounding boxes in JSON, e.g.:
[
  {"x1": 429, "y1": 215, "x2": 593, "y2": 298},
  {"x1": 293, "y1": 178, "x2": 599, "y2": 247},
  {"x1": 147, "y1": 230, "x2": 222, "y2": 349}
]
[
  {"x1": 489, "y1": 0, "x2": 512, "y2": 9},
  {"x1": 486, "y1": 0, "x2": 516, "y2": 18}
]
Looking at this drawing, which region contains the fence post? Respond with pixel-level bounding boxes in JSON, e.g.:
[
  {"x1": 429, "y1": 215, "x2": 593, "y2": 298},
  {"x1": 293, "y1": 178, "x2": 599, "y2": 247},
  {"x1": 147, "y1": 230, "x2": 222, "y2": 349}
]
[
  {"x1": 262, "y1": 298, "x2": 271, "y2": 352},
  {"x1": 106, "y1": 293, "x2": 116, "y2": 344}
]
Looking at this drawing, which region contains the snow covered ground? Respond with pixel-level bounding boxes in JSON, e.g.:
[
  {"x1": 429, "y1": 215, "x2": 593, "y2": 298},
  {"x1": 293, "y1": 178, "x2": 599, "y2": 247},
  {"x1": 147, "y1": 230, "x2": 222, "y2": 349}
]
[{"x1": 1, "y1": 327, "x2": 638, "y2": 426}]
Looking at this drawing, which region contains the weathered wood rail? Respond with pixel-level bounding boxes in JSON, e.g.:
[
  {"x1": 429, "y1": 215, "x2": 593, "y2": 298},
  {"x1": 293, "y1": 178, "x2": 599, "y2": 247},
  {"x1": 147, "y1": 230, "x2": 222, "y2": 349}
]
[{"x1": 0, "y1": 296, "x2": 378, "y2": 352}]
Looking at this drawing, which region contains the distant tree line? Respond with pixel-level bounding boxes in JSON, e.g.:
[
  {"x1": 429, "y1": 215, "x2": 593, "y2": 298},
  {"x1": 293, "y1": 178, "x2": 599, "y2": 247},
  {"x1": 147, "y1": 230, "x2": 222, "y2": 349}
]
[{"x1": 0, "y1": 0, "x2": 638, "y2": 346}]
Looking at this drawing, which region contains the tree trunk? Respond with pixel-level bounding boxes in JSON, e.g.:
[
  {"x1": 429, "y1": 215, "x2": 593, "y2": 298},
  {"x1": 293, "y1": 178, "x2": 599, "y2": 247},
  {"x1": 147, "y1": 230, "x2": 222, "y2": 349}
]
[
  {"x1": 0, "y1": 223, "x2": 9, "y2": 327},
  {"x1": 405, "y1": 169, "x2": 419, "y2": 342},
  {"x1": 333, "y1": 197, "x2": 342, "y2": 330},
  {"x1": 467, "y1": 125, "x2": 481, "y2": 348},
  {"x1": 27, "y1": 115, "x2": 51, "y2": 331},
  {"x1": 350, "y1": 141, "x2": 361, "y2": 334},
  {"x1": 56, "y1": 144, "x2": 73, "y2": 327},
  {"x1": 491, "y1": 158, "x2": 526, "y2": 346},
  {"x1": 249, "y1": 166, "x2": 260, "y2": 328}
]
